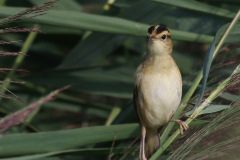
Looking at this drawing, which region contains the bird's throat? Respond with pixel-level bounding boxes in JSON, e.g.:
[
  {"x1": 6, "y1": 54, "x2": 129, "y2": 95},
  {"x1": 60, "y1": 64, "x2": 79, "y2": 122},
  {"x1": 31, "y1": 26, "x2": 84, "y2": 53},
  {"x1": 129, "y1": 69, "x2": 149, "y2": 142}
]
[{"x1": 147, "y1": 41, "x2": 172, "y2": 56}]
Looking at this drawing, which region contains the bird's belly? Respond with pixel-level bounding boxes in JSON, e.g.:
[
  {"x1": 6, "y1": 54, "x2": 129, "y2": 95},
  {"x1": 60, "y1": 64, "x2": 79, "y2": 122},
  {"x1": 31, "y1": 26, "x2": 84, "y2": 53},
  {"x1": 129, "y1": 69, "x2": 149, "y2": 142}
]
[{"x1": 138, "y1": 72, "x2": 182, "y2": 129}]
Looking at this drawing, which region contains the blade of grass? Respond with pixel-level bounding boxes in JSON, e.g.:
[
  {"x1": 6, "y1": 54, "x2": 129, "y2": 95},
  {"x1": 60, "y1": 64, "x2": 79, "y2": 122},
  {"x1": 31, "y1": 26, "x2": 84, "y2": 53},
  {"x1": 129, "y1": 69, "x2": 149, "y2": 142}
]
[
  {"x1": 105, "y1": 100, "x2": 126, "y2": 126},
  {"x1": 152, "y1": 0, "x2": 236, "y2": 19},
  {"x1": 0, "y1": 123, "x2": 139, "y2": 157},
  {"x1": 21, "y1": 66, "x2": 135, "y2": 98},
  {"x1": 29, "y1": 0, "x2": 83, "y2": 11},
  {"x1": 185, "y1": 104, "x2": 231, "y2": 116},
  {"x1": 0, "y1": 148, "x2": 133, "y2": 160},
  {"x1": 193, "y1": 38, "x2": 215, "y2": 110},
  {"x1": 0, "y1": 7, "x2": 214, "y2": 43},
  {"x1": 18, "y1": 79, "x2": 112, "y2": 111}
]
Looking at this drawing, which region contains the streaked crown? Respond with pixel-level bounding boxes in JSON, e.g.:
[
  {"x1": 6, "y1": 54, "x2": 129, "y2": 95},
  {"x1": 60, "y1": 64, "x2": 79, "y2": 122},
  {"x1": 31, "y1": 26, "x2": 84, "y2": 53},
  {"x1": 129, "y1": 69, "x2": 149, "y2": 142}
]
[
  {"x1": 148, "y1": 25, "x2": 169, "y2": 35},
  {"x1": 146, "y1": 25, "x2": 173, "y2": 55},
  {"x1": 147, "y1": 25, "x2": 171, "y2": 41}
]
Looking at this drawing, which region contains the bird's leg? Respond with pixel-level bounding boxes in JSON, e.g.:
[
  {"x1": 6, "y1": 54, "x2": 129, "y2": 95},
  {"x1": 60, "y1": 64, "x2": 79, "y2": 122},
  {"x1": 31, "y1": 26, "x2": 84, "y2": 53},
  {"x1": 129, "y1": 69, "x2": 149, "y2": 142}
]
[
  {"x1": 169, "y1": 119, "x2": 189, "y2": 135},
  {"x1": 140, "y1": 126, "x2": 147, "y2": 160}
]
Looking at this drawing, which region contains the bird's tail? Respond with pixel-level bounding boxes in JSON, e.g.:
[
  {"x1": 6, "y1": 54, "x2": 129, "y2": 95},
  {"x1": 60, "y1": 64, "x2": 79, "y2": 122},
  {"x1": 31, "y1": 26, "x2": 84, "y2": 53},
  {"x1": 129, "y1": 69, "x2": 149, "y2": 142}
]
[{"x1": 146, "y1": 128, "x2": 159, "y2": 158}]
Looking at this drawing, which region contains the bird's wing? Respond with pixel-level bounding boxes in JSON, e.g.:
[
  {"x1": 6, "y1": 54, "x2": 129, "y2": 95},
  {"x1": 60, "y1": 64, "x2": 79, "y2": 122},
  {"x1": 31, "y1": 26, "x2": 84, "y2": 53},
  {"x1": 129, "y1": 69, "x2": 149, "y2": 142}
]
[{"x1": 133, "y1": 85, "x2": 140, "y2": 122}]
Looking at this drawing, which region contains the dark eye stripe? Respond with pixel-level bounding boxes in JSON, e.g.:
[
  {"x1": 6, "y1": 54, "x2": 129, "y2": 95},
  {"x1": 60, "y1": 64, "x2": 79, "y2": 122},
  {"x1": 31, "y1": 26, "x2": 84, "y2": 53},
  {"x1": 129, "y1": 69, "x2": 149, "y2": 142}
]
[
  {"x1": 156, "y1": 26, "x2": 169, "y2": 34},
  {"x1": 148, "y1": 26, "x2": 155, "y2": 34}
]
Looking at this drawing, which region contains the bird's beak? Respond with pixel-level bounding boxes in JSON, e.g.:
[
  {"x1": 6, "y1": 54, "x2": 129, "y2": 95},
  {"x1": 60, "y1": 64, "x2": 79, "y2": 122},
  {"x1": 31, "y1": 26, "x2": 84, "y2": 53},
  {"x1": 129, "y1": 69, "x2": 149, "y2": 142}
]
[
  {"x1": 149, "y1": 36, "x2": 155, "y2": 40},
  {"x1": 147, "y1": 36, "x2": 157, "y2": 41}
]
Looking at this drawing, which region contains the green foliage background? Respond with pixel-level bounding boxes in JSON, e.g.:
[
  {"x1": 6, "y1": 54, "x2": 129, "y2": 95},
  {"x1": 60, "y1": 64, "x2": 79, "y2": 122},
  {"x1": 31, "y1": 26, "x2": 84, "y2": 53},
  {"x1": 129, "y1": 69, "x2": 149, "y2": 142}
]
[{"x1": 0, "y1": 0, "x2": 240, "y2": 160}]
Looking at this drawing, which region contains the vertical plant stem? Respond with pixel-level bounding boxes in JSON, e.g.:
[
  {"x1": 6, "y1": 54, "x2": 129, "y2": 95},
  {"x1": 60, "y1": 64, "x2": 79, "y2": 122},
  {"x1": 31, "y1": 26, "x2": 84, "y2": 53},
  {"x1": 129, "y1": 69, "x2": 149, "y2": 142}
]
[
  {"x1": 151, "y1": 10, "x2": 240, "y2": 159},
  {"x1": 0, "y1": 25, "x2": 39, "y2": 102}
]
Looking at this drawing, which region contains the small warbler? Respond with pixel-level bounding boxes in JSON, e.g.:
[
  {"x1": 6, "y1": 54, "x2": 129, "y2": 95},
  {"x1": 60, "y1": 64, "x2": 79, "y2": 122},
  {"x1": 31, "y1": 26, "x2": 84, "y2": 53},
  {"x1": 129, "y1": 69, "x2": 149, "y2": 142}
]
[{"x1": 133, "y1": 25, "x2": 189, "y2": 160}]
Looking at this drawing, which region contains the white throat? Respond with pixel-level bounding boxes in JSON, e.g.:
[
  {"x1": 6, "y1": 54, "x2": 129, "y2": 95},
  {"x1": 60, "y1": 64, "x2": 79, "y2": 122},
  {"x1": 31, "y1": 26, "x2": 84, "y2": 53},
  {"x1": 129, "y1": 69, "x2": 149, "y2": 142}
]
[{"x1": 147, "y1": 41, "x2": 171, "y2": 56}]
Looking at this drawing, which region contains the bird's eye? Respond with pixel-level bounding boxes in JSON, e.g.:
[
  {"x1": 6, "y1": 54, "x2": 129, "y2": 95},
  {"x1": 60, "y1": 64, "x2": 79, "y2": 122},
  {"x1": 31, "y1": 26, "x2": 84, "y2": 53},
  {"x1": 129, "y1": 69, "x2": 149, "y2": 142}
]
[{"x1": 162, "y1": 34, "x2": 166, "y2": 40}]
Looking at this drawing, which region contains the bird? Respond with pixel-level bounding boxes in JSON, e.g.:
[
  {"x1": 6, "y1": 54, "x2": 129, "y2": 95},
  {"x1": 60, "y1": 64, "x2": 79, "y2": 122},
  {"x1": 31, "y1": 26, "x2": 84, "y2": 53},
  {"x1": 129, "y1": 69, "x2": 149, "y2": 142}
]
[{"x1": 133, "y1": 25, "x2": 189, "y2": 160}]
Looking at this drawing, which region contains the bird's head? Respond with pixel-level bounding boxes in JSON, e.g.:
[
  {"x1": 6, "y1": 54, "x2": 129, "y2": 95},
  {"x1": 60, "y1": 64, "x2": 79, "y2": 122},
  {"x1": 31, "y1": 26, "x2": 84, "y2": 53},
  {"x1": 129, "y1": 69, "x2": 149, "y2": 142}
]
[{"x1": 147, "y1": 25, "x2": 172, "y2": 56}]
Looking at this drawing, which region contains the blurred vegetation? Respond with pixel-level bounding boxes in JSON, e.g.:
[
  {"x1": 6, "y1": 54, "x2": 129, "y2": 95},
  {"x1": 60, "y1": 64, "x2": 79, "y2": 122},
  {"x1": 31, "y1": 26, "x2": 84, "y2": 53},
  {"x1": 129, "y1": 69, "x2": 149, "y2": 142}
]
[{"x1": 0, "y1": 0, "x2": 240, "y2": 160}]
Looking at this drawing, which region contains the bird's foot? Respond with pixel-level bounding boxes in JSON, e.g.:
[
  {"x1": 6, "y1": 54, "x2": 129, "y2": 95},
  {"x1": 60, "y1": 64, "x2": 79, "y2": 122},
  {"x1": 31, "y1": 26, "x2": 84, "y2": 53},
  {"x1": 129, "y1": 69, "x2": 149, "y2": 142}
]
[{"x1": 169, "y1": 119, "x2": 189, "y2": 135}]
